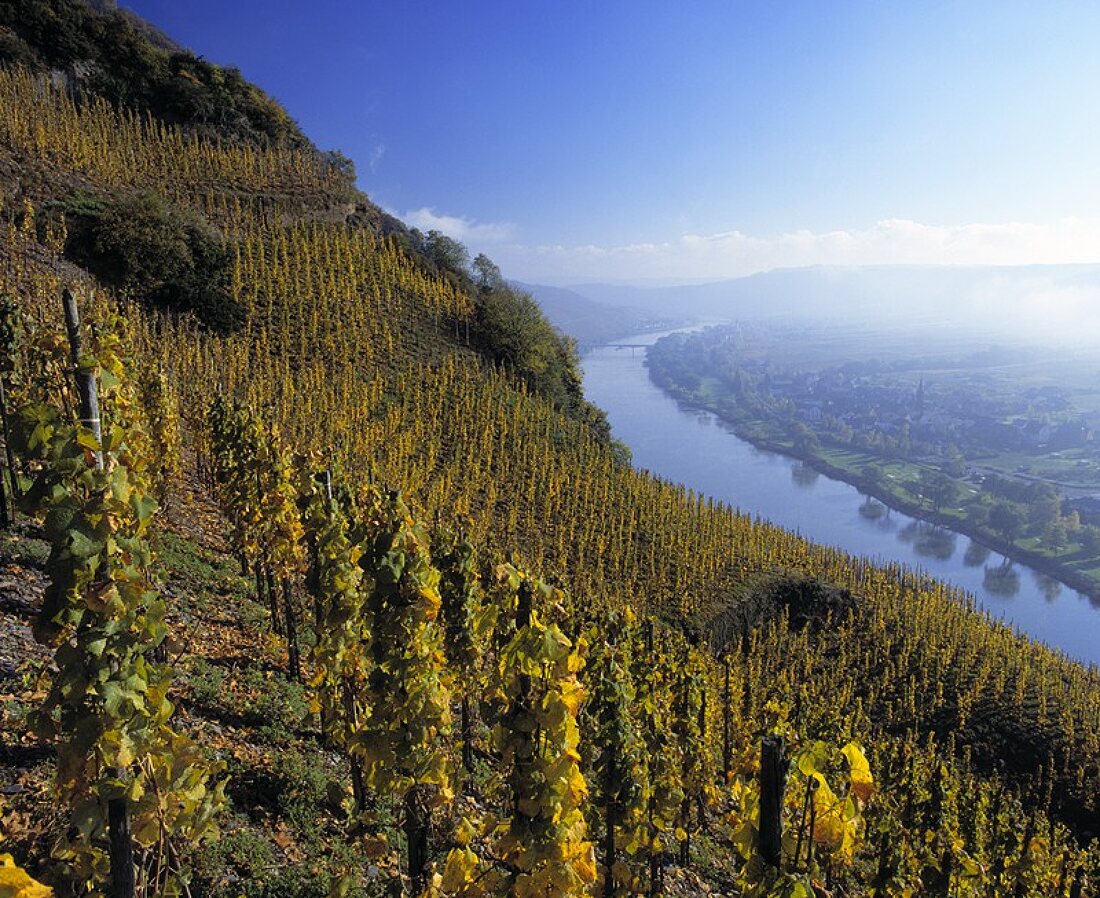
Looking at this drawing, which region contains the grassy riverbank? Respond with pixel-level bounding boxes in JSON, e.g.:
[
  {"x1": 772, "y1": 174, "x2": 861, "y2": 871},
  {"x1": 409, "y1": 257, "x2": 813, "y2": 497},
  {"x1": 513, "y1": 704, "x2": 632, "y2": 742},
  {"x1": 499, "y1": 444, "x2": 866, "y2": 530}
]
[{"x1": 649, "y1": 368, "x2": 1100, "y2": 601}]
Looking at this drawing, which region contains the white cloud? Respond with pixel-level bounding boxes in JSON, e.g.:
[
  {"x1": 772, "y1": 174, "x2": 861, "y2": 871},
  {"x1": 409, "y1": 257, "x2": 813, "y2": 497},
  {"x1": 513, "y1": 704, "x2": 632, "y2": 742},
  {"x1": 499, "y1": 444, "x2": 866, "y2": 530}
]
[
  {"x1": 368, "y1": 143, "x2": 386, "y2": 173},
  {"x1": 402, "y1": 207, "x2": 516, "y2": 244},
  {"x1": 487, "y1": 217, "x2": 1100, "y2": 283}
]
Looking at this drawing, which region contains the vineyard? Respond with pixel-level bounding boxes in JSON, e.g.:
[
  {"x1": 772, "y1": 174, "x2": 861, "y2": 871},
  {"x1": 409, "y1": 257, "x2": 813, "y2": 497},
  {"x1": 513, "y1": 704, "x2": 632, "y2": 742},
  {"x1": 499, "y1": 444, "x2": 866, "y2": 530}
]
[{"x1": 0, "y1": 12, "x2": 1099, "y2": 898}]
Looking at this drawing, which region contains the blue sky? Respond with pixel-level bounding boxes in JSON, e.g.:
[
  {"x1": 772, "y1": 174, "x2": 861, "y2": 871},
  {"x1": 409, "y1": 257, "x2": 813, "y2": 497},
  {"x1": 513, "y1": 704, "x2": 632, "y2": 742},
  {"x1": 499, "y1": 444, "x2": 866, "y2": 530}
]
[{"x1": 125, "y1": 1, "x2": 1100, "y2": 283}]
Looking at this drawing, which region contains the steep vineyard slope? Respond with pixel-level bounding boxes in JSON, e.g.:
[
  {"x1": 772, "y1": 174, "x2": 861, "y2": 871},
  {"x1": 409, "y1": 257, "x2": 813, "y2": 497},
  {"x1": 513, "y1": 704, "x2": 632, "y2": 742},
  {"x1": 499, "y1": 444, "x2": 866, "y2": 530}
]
[{"x1": 0, "y1": 5, "x2": 1099, "y2": 897}]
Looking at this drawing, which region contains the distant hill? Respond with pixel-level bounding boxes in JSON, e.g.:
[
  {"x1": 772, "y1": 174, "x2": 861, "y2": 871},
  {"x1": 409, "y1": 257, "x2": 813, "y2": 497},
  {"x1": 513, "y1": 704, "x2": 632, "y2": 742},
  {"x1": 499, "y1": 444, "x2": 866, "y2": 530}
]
[
  {"x1": 570, "y1": 263, "x2": 1100, "y2": 343},
  {"x1": 518, "y1": 281, "x2": 684, "y2": 349}
]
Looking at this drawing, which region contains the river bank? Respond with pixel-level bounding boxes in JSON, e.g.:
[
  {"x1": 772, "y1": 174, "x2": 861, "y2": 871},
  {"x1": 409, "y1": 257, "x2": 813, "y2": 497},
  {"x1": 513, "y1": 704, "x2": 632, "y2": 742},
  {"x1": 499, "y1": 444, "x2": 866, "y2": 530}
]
[
  {"x1": 584, "y1": 331, "x2": 1100, "y2": 664},
  {"x1": 650, "y1": 380, "x2": 1100, "y2": 602}
]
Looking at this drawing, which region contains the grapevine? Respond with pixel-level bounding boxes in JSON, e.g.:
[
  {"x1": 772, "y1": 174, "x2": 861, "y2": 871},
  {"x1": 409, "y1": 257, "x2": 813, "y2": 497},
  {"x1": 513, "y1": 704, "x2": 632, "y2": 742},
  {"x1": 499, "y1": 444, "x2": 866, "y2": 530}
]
[{"x1": 12, "y1": 296, "x2": 224, "y2": 896}]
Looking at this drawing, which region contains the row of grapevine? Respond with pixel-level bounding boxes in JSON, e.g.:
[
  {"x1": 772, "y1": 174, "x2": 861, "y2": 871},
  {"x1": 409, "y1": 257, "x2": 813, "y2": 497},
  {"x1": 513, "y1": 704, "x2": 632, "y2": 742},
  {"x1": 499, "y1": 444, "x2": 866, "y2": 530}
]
[
  {"x1": 4, "y1": 294, "x2": 220, "y2": 896},
  {"x1": 201, "y1": 392, "x2": 1100, "y2": 896},
  {"x1": 2, "y1": 59, "x2": 1099, "y2": 893},
  {"x1": 5, "y1": 211, "x2": 1099, "y2": 897},
  {"x1": 205, "y1": 396, "x2": 887, "y2": 896},
  {"x1": 0, "y1": 70, "x2": 346, "y2": 203},
  {"x1": 5, "y1": 233, "x2": 1099, "y2": 896}
]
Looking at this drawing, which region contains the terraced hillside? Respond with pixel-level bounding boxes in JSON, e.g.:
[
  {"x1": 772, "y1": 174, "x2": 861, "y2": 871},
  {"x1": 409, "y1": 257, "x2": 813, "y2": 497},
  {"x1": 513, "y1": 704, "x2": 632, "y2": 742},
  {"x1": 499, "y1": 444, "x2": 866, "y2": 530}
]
[{"x1": 0, "y1": 3, "x2": 1099, "y2": 896}]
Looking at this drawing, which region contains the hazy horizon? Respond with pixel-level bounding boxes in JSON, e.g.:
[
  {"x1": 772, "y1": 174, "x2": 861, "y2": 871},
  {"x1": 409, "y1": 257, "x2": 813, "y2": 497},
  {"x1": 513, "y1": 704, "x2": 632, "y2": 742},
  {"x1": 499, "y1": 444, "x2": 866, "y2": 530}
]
[{"x1": 122, "y1": 1, "x2": 1100, "y2": 287}]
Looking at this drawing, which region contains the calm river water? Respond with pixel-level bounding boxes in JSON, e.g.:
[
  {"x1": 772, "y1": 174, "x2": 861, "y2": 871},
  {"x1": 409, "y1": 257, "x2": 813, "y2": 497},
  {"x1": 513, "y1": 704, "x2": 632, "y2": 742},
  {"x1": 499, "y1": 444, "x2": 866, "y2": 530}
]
[{"x1": 581, "y1": 329, "x2": 1100, "y2": 668}]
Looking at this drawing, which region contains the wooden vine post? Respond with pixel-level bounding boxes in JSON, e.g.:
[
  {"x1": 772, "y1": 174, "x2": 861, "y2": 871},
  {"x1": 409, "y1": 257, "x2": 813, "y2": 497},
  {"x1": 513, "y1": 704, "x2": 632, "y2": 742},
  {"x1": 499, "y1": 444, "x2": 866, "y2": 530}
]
[
  {"x1": 283, "y1": 577, "x2": 302, "y2": 682},
  {"x1": 1070, "y1": 866, "x2": 1084, "y2": 898},
  {"x1": 512, "y1": 577, "x2": 535, "y2": 821},
  {"x1": 0, "y1": 404, "x2": 8, "y2": 528},
  {"x1": 697, "y1": 683, "x2": 708, "y2": 834},
  {"x1": 722, "y1": 653, "x2": 732, "y2": 783},
  {"x1": 305, "y1": 469, "x2": 333, "y2": 630},
  {"x1": 0, "y1": 294, "x2": 21, "y2": 528},
  {"x1": 62, "y1": 289, "x2": 135, "y2": 898},
  {"x1": 759, "y1": 735, "x2": 786, "y2": 871},
  {"x1": 63, "y1": 290, "x2": 103, "y2": 468}
]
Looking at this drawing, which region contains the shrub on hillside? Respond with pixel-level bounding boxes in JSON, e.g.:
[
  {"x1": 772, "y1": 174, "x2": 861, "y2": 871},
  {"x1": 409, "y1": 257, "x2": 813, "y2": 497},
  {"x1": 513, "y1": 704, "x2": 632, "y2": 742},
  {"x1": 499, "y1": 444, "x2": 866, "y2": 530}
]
[
  {"x1": 473, "y1": 281, "x2": 612, "y2": 442},
  {"x1": 65, "y1": 190, "x2": 244, "y2": 333}
]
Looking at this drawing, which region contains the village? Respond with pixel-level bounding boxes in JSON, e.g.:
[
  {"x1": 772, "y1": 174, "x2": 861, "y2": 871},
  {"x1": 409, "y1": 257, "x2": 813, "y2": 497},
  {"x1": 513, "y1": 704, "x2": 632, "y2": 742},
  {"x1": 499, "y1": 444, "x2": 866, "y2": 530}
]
[{"x1": 648, "y1": 323, "x2": 1100, "y2": 551}]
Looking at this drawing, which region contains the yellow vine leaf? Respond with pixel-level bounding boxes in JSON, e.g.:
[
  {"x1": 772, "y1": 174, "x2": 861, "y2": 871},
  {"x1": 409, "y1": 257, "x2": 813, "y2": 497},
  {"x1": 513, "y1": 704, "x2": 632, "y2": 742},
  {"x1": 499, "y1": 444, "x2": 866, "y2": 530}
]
[
  {"x1": 841, "y1": 741, "x2": 875, "y2": 803},
  {"x1": 0, "y1": 855, "x2": 53, "y2": 898}
]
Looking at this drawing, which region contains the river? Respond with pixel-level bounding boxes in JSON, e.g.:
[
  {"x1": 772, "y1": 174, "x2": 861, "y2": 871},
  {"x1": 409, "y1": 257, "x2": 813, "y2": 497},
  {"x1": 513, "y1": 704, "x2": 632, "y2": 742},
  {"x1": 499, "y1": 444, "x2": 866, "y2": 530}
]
[{"x1": 582, "y1": 328, "x2": 1100, "y2": 667}]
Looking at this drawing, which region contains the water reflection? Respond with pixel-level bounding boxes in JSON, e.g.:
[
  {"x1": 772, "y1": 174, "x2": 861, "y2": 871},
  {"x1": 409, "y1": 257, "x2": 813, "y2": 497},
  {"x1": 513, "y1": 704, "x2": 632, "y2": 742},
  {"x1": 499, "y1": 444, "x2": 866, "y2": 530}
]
[
  {"x1": 858, "y1": 497, "x2": 886, "y2": 520},
  {"x1": 858, "y1": 497, "x2": 897, "y2": 532},
  {"x1": 790, "y1": 462, "x2": 820, "y2": 489},
  {"x1": 983, "y1": 562, "x2": 1021, "y2": 599},
  {"x1": 581, "y1": 331, "x2": 1100, "y2": 665},
  {"x1": 963, "y1": 540, "x2": 992, "y2": 567},
  {"x1": 898, "y1": 521, "x2": 957, "y2": 561},
  {"x1": 1032, "y1": 571, "x2": 1063, "y2": 603}
]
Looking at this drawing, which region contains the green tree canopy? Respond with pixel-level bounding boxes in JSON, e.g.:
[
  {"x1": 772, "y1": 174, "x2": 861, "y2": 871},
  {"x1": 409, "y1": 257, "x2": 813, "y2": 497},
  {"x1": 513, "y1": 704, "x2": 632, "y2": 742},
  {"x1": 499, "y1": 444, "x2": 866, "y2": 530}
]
[
  {"x1": 988, "y1": 500, "x2": 1024, "y2": 541},
  {"x1": 66, "y1": 190, "x2": 243, "y2": 333}
]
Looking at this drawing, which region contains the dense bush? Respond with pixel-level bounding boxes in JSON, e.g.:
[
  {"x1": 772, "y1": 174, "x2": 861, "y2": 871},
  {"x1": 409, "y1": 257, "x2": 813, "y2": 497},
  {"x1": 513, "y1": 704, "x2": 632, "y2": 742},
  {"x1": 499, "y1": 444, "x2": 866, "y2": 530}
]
[
  {"x1": 64, "y1": 190, "x2": 244, "y2": 333},
  {"x1": 706, "y1": 572, "x2": 857, "y2": 648},
  {"x1": 475, "y1": 286, "x2": 580, "y2": 403}
]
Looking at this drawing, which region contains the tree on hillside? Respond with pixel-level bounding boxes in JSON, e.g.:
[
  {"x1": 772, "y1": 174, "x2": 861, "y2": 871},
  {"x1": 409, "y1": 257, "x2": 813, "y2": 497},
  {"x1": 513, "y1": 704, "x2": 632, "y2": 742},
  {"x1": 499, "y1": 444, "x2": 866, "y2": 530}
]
[
  {"x1": 862, "y1": 463, "x2": 885, "y2": 489},
  {"x1": 472, "y1": 252, "x2": 503, "y2": 291},
  {"x1": 1028, "y1": 491, "x2": 1062, "y2": 535},
  {"x1": 475, "y1": 285, "x2": 586, "y2": 410},
  {"x1": 0, "y1": 0, "x2": 309, "y2": 147},
  {"x1": 424, "y1": 229, "x2": 470, "y2": 275},
  {"x1": 1043, "y1": 517, "x2": 1069, "y2": 550},
  {"x1": 792, "y1": 424, "x2": 819, "y2": 455}
]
